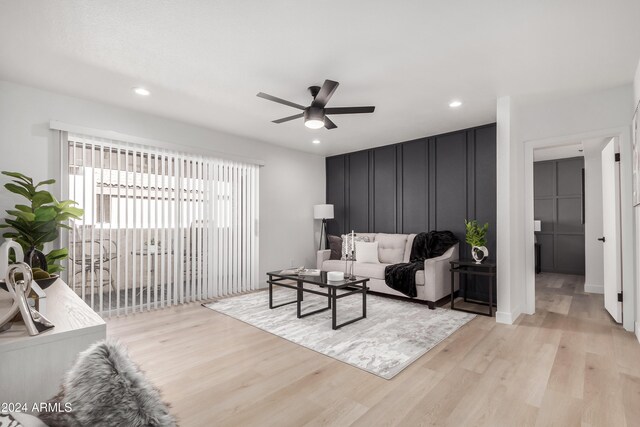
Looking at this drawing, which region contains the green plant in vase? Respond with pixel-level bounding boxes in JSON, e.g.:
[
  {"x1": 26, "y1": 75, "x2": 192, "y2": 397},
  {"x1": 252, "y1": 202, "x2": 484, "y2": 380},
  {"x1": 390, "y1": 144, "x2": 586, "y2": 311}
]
[
  {"x1": 0, "y1": 171, "x2": 84, "y2": 275},
  {"x1": 464, "y1": 219, "x2": 489, "y2": 264}
]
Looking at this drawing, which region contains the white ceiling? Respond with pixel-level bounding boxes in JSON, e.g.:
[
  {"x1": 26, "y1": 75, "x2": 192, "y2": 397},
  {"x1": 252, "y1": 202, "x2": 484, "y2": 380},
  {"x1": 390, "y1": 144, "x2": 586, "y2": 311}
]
[
  {"x1": 1, "y1": 1, "x2": 639, "y2": 156},
  {"x1": 534, "y1": 143, "x2": 584, "y2": 162}
]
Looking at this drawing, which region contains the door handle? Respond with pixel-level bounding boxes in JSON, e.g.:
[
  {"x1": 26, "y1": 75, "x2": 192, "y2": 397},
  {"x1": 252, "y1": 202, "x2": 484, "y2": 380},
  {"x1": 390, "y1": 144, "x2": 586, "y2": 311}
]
[{"x1": 598, "y1": 237, "x2": 606, "y2": 242}]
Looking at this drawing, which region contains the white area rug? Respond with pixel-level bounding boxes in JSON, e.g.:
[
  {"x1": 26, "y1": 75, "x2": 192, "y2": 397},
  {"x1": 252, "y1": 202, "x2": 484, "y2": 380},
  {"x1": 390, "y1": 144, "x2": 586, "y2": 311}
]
[{"x1": 204, "y1": 288, "x2": 475, "y2": 379}]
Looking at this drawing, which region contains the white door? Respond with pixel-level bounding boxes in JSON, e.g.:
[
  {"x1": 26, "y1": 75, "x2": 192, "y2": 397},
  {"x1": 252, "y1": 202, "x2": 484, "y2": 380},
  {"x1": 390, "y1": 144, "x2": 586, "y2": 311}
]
[{"x1": 601, "y1": 138, "x2": 622, "y2": 323}]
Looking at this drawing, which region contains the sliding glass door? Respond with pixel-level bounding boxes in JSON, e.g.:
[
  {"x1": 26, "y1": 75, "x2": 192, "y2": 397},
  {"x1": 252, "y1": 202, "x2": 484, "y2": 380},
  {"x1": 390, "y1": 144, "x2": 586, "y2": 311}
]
[{"x1": 62, "y1": 133, "x2": 259, "y2": 316}]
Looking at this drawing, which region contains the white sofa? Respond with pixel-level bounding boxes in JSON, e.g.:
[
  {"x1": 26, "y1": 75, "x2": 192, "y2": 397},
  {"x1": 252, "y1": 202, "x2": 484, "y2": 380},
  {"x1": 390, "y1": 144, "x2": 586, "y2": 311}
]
[{"x1": 317, "y1": 233, "x2": 459, "y2": 309}]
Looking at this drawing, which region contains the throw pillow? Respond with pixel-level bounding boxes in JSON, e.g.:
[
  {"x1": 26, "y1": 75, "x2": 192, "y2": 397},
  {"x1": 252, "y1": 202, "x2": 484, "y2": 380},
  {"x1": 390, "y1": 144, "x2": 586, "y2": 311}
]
[
  {"x1": 341, "y1": 234, "x2": 370, "y2": 259},
  {"x1": 327, "y1": 235, "x2": 342, "y2": 260},
  {"x1": 38, "y1": 339, "x2": 176, "y2": 427},
  {"x1": 355, "y1": 241, "x2": 380, "y2": 263}
]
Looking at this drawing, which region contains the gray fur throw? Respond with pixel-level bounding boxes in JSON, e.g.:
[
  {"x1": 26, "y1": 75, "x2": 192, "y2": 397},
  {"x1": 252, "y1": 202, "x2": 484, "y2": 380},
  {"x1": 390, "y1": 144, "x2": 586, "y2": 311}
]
[{"x1": 38, "y1": 340, "x2": 176, "y2": 427}]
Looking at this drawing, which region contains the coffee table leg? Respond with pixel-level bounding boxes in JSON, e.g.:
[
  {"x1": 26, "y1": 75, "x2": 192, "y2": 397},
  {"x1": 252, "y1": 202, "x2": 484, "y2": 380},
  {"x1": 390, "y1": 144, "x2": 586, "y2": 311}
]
[
  {"x1": 268, "y1": 275, "x2": 273, "y2": 309},
  {"x1": 296, "y1": 279, "x2": 302, "y2": 318},
  {"x1": 331, "y1": 288, "x2": 337, "y2": 330},
  {"x1": 362, "y1": 284, "x2": 367, "y2": 318}
]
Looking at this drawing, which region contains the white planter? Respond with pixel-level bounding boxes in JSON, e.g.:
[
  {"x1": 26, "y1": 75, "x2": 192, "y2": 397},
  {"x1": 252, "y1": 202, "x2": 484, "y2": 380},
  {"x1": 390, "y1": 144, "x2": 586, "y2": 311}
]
[{"x1": 471, "y1": 245, "x2": 488, "y2": 264}]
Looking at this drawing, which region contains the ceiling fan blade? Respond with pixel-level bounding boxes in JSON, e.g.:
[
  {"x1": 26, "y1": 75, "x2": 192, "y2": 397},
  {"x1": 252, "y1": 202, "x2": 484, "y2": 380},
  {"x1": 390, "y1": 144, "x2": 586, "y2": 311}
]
[
  {"x1": 272, "y1": 113, "x2": 304, "y2": 124},
  {"x1": 325, "y1": 106, "x2": 375, "y2": 115},
  {"x1": 324, "y1": 116, "x2": 337, "y2": 130},
  {"x1": 312, "y1": 80, "x2": 339, "y2": 108},
  {"x1": 257, "y1": 92, "x2": 306, "y2": 110}
]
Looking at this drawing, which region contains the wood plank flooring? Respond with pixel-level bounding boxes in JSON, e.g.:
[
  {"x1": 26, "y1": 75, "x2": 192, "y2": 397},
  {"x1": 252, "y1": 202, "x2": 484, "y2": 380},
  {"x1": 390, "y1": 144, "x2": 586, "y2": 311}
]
[{"x1": 107, "y1": 273, "x2": 640, "y2": 426}]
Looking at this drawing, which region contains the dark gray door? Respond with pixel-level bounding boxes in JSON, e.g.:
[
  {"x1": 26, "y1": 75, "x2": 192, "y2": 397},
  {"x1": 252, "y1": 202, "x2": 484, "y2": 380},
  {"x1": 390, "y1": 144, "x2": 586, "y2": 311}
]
[{"x1": 534, "y1": 157, "x2": 585, "y2": 274}]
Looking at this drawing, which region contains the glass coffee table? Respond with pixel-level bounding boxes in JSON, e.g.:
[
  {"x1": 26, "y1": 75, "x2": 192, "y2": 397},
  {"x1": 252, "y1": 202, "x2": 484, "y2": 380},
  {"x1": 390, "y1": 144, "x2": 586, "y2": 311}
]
[{"x1": 266, "y1": 270, "x2": 369, "y2": 330}]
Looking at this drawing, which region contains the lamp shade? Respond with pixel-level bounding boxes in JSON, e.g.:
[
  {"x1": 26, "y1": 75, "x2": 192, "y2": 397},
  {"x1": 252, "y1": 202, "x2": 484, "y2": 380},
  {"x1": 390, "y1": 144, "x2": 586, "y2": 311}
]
[
  {"x1": 534, "y1": 220, "x2": 542, "y2": 232},
  {"x1": 314, "y1": 204, "x2": 334, "y2": 219}
]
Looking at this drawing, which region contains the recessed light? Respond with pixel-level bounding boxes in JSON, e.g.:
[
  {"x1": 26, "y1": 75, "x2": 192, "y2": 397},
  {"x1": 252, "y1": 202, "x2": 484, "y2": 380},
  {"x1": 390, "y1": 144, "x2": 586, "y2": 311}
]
[
  {"x1": 312, "y1": 139, "x2": 321, "y2": 144},
  {"x1": 133, "y1": 87, "x2": 150, "y2": 96},
  {"x1": 449, "y1": 100, "x2": 462, "y2": 108}
]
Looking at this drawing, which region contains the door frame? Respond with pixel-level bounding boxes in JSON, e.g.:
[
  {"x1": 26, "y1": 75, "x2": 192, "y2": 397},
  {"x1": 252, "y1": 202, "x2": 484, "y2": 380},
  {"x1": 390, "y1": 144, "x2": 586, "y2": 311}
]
[{"x1": 523, "y1": 126, "x2": 635, "y2": 331}]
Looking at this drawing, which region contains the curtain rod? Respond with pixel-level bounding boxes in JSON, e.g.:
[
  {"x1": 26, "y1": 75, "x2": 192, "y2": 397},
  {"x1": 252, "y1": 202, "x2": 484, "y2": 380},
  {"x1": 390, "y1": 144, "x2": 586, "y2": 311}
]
[{"x1": 50, "y1": 120, "x2": 265, "y2": 166}]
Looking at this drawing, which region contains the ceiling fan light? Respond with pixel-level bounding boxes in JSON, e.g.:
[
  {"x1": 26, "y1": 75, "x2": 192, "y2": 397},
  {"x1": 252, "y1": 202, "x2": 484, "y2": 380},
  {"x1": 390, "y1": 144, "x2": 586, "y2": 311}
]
[
  {"x1": 304, "y1": 108, "x2": 325, "y2": 129},
  {"x1": 305, "y1": 119, "x2": 324, "y2": 129}
]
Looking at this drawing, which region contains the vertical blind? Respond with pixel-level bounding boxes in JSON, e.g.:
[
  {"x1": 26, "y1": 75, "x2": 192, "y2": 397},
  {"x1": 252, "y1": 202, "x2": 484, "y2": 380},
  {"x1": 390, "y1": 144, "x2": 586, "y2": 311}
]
[{"x1": 62, "y1": 133, "x2": 259, "y2": 316}]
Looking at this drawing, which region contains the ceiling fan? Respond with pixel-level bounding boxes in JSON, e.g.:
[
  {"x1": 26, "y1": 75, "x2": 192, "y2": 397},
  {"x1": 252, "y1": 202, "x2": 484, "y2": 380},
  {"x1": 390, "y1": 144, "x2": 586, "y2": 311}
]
[{"x1": 257, "y1": 79, "x2": 375, "y2": 130}]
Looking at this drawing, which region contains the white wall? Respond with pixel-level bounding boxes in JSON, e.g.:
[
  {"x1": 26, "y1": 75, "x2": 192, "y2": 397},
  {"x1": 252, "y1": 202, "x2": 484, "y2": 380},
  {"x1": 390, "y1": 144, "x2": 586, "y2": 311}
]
[
  {"x1": 0, "y1": 80, "x2": 325, "y2": 284},
  {"x1": 497, "y1": 84, "x2": 634, "y2": 327}
]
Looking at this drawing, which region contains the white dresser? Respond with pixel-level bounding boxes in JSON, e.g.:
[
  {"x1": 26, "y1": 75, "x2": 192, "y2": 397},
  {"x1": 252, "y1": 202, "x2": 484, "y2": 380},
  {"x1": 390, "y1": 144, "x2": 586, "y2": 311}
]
[{"x1": 0, "y1": 279, "x2": 106, "y2": 407}]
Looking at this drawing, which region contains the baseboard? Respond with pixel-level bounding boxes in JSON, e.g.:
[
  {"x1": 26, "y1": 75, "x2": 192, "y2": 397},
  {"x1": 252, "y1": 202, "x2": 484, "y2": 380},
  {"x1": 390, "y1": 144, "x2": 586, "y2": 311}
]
[
  {"x1": 584, "y1": 283, "x2": 604, "y2": 294},
  {"x1": 636, "y1": 321, "x2": 640, "y2": 344}
]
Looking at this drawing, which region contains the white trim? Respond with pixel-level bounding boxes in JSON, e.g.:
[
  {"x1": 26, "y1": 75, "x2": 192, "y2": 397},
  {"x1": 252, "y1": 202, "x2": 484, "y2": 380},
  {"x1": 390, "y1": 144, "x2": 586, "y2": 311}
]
[
  {"x1": 584, "y1": 283, "x2": 604, "y2": 294},
  {"x1": 496, "y1": 307, "x2": 521, "y2": 325},
  {"x1": 636, "y1": 321, "x2": 640, "y2": 343},
  {"x1": 49, "y1": 120, "x2": 265, "y2": 166},
  {"x1": 523, "y1": 125, "x2": 635, "y2": 332}
]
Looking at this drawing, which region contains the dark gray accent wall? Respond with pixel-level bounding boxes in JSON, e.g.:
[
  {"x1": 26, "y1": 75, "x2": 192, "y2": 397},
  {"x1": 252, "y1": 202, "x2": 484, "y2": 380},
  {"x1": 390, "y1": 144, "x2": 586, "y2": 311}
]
[
  {"x1": 534, "y1": 157, "x2": 585, "y2": 274},
  {"x1": 326, "y1": 123, "x2": 497, "y2": 260}
]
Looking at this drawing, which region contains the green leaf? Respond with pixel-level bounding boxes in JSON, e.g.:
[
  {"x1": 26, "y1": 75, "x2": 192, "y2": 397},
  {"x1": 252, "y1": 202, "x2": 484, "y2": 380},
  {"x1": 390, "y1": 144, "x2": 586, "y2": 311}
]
[
  {"x1": 4, "y1": 183, "x2": 31, "y2": 199},
  {"x1": 32, "y1": 191, "x2": 55, "y2": 208},
  {"x1": 46, "y1": 264, "x2": 63, "y2": 274},
  {"x1": 60, "y1": 206, "x2": 84, "y2": 218},
  {"x1": 33, "y1": 229, "x2": 59, "y2": 245},
  {"x1": 35, "y1": 179, "x2": 56, "y2": 188},
  {"x1": 14, "y1": 205, "x2": 32, "y2": 213},
  {"x1": 34, "y1": 206, "x2": 57, "y2": 222},
  {"x1": 6, "y1": 210, "x2": 36, "y2": 222},
  {"x1": 46, "y1": 248, "x2": 68, "y2": 260},
  {"x1": 2, "y1": 171, "x2": 32, "y2": 184}
]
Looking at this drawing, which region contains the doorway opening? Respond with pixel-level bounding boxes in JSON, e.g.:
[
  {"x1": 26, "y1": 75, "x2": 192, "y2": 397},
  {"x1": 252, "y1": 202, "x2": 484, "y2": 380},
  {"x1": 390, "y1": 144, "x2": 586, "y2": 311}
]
[{"x1": 531, "y1": 136, "x2": 622, "y2": 325}]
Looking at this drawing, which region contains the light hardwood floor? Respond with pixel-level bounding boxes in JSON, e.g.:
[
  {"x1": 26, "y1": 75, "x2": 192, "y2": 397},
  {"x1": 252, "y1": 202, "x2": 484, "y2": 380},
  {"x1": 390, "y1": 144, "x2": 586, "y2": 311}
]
[{"x1": 107, "y1": 273, "x2": 640, "y2": 426}]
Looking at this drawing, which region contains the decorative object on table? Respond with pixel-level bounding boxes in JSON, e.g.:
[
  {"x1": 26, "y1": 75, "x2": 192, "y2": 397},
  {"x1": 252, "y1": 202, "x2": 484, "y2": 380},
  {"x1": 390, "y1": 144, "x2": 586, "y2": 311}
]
[
  {"x1": 534, "y1": 220, "x2": 542, "y2": 243},
  {"x1": 38, "y1": 340, "x2": 177, "y2": 427},
  {"x1": 349, "y1": 251, "x2": 356, "y2": 280},
  {"x1": 327, "y1": 234, "x2": 342, "y2": 260},
  {"x1": 279, "y1": 267, "x2": 320, "y2": 276},
  {"x1": 314, "y1": 204, "x2": 334, "y2": 250},
  {"x1": 3, "y1": 262, "x2": 54, "y2": 335},
  {"x1": 0, "y1": 171, "x2": 84, "y2": 275},
  {"x1": 327, "y1": 271, "x2": 344, "y2": 281},
  {"x1": 465, "y1": 219, "x2": 489, "y2": 264},
  {"x1": 340, "y1": 231, "x2": 369, "y2": 259},
  {"x1": 205, "y1": 291, "x2": 474, "y2": 379}
]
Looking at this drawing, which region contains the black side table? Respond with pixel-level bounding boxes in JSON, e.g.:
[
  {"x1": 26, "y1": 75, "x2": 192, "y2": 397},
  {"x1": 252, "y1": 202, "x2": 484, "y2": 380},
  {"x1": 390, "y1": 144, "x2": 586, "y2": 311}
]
[{"x1": 449, "y1": 259, "x2": 497, "y2": 317}]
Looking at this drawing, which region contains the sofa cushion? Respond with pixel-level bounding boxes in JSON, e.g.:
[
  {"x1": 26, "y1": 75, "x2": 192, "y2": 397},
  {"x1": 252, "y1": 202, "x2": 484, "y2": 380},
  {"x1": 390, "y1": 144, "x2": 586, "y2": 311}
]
[
  {"x1": 404, "y1": 234, "x2": 417, "y2": 263},
  {"x1": 327, "y1": 235, "x2": 342, "y2": 260},
  {"x1": 322, "y1": 259, "x2": 424, "y2": 284},
  {"x1": 355, "y1": 241, "x2": 380, "y2": 263},
  {"x1": 374, "y1": 233, "x2": 408, "y2": 264},
  {"x1": 341, "y1": 234, "x2": 370, "y2": 259},
  {"x1": 354, "y1": 262, "x2": 390, "y2": 280}
]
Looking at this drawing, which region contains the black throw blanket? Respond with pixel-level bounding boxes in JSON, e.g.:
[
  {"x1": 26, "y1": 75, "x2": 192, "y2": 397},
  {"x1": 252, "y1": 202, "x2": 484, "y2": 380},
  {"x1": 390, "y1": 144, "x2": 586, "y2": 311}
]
[{"x1": 384, "y1": 231, "x2": 459, "y2": 298}]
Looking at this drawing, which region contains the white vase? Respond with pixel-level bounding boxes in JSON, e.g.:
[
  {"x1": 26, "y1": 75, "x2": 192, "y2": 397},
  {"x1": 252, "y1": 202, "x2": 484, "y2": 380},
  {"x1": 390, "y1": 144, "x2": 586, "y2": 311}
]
[{"x1": 472, "y1": 246, "x2": 488, "y2": 264}]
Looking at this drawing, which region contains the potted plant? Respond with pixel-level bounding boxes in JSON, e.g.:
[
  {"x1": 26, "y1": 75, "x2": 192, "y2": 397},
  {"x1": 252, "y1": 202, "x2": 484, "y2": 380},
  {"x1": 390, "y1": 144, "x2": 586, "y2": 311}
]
[
  {"x1": 465, "y1": 219, "x2": 489, "y2": 264},
  {"x1": 0, "y1": 171, "x2": 84, "y2": 284}
]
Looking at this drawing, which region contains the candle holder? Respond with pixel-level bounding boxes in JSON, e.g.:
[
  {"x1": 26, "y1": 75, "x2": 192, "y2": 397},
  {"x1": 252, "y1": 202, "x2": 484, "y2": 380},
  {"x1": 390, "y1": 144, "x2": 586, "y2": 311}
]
[{"x1": 348, "y1": 250, "x2": 356, "y2": 280}]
